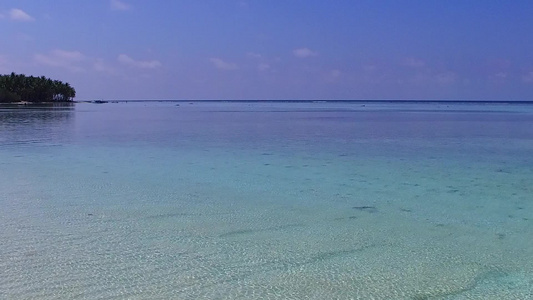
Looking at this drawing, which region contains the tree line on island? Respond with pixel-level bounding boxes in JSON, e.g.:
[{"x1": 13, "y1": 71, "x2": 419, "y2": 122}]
[{"x1": 0, "y1": 73, "x2": 76, "y2": 103}]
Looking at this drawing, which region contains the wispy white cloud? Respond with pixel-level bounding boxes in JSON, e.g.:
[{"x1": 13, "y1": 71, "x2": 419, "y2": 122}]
[
  {"x1": 111, "y1": 0, "x2": 131, "y2": 11},
  {"x1": 246, "y1": 52, "x2": 262, "y2": 59},
  {"x1": 34, "y1": 49, "x2": 86, "y2": 72},
  {"x1": 209, "y1": 58, "x2": 238, "y2": 70},
  {"x1": 9, "y1": 8, "x2": 34, "y2": 22},
  {"x1": 435, "y1": 71, "x2": 456, "y2": 85},
  {"x1": 94, "y1": 59, "x2": 117, "y2": 75},
  {"x1": 488, "y1": 72, "x2": 508, "y2": 84},
  {"x1": 245, "y1": 52, "x2": 278, "y2": 72},
  {"x1": 363, "y1": 64, "x2": 378, "y2": 72},
  {"x1": 325, "y1": 69, "x2": 341, "y2": 82},
  {"x1": 118, "y1": 54, "x2": 161, "y2": 69},
  {"x1": 523, "y1": 71, "x2": 533, "y2": 84},
  {"x1": 258, "y1": 63, "x2": 270, "y2": 71},
  {"x1": 293, "y1": 48, "x2": 318, "y2": 58},
  {"x1": 401, "y1": 57, "x2": 425, "y2": 68}
]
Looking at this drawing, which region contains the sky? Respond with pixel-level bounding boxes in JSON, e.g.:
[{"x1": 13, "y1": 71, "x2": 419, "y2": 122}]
[{"x1": 1, "y1": 0, "x2": 533, "y2": 100}]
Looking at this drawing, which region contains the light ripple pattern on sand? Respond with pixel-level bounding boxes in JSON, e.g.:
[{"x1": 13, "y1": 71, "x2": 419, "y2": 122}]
[{"x1": 1, "y1": 102, "x2": 533, "y2": 299}]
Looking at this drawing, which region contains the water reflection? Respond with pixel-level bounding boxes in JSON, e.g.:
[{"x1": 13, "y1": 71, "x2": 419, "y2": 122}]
[{"x1": 0, "y1": 103, "x2": 75, "y2": 147}]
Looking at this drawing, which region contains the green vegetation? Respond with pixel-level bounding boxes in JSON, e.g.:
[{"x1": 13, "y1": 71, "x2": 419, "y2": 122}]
[{"x1": 0, "y1": 73, "x2": 76, "y2": 103}]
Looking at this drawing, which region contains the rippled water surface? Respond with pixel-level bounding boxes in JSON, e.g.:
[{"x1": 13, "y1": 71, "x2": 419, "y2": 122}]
[{"x1": 1, "y1": 101, "x2": 532, "y2": 299}]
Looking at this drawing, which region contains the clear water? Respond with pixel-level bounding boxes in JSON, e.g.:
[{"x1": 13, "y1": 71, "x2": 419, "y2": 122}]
[{"x1": 1, "y1": 101, "x2": 532, "y2": 299}]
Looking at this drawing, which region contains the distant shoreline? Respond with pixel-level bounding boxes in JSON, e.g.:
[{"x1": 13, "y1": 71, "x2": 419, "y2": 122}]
[
  {"x1": 72, "y1": 99, "x2": 533, "y2": 104},
  {"x1": 0, "y1": 101, "x2": 74, "y2": 105},
  {"x1": 3, "y1": 99, "x2": 533, "y2": 105}
]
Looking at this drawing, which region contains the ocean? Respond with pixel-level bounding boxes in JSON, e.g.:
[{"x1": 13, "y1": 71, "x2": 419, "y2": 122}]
[{"x1": 1, "y1": 101, "x2": 532, "y2": 299}]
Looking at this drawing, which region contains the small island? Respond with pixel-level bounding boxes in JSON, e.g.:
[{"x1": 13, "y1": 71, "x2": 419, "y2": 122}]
[{"x1": 0, "y1": 73, "x2": 76, "y2": 103}]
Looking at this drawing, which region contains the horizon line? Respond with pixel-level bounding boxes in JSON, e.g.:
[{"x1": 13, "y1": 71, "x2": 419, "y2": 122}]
[{"x1": 75, "y1": 99, "x2": 533, "y2": 104}]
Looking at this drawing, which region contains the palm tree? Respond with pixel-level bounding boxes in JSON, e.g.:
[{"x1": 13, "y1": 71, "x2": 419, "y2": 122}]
[{"x1": 0, "y1": 73, "x2": 76, "y2": 102}]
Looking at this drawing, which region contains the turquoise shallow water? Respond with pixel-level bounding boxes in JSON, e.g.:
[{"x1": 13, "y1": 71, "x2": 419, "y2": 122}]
[{"x1": 1, "y1": 102, "x2": 532, "y2": 299}]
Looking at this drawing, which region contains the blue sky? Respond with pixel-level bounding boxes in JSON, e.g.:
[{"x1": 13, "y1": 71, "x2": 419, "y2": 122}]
[{"x1": 1, "y1": 0, "x2": 533, "y2": 100}]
